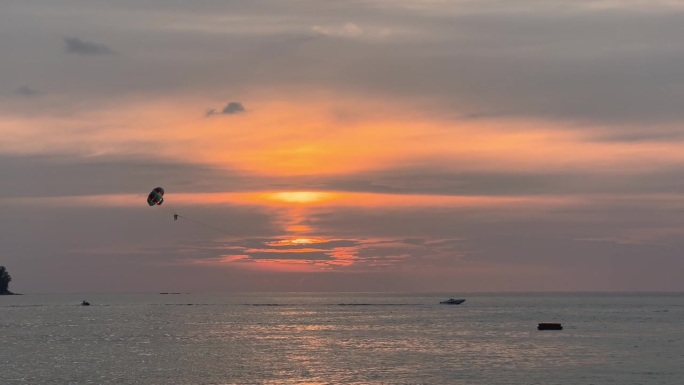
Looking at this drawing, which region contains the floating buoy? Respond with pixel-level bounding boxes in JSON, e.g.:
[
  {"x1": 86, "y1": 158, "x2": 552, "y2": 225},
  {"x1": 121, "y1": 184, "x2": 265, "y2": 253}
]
[{"x1": 538, "y1": 322, "x2": 562, "y2": 330}]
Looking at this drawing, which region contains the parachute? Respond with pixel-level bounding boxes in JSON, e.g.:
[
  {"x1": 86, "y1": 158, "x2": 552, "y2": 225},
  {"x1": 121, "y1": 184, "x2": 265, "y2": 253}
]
[{"x1": 147, "y1": 187, "x2": 165, "y2": 206}]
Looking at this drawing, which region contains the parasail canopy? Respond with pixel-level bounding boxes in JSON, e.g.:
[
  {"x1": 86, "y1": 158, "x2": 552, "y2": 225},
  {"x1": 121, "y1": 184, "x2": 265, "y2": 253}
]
[{"x1": 147, "y1": 187, "x2": 165, "y2": 206}]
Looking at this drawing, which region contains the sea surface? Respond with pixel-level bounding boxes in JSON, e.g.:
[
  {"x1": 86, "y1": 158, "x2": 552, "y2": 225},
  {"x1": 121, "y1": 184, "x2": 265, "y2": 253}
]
[{"x1": 1, "y1": 292, "x2": 683, "y2": 384}]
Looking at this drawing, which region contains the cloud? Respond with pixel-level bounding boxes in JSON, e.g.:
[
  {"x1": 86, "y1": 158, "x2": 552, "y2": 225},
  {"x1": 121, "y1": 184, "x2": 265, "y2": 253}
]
[
  {"x1": 206, "y1": 102, "x2": 246, "y2": 117},
  {"x1": 188, "y1": 236, "x2": 457, "y2": 271},
  {"x1": 1, "y1": 2, "x2": 678, "y2": 126},
  {"x1": 312, "y1": 22, "x2": 393, "y2": 41},
  {"x1": 313, "y1": 23, "x2": 364, "y2": 38},
  {"x1": 13, "y1": 86, "x2": 39, "y2": 97},
  {"x1": 592, "y1": 130, "x2": 684, "y2": 143},
  {"x1": 64, "y1": 37, "x2": 113, "y2": 55},
  {"x1": 0, "y1": 154, "x2": 251, "y2": 199}
]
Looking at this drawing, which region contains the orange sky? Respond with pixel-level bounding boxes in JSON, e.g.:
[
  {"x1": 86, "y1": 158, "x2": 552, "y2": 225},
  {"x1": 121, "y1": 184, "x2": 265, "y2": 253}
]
[{"x1": 5, "y1": 93, "x2": 684, "y2": 185}]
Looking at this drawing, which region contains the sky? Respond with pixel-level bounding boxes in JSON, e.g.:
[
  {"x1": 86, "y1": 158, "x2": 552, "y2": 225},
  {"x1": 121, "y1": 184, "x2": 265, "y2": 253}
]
[{"x1": 2, "y1": 0, "x2": 684, "y2": 293}]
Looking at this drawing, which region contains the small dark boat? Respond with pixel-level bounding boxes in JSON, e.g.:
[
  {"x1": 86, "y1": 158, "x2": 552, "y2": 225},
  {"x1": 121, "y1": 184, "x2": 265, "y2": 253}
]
[
  {"x1": 439, "y1": 298, "x2": 466, "y2": 305},
  {"x1": 538, "y1": 322, "x2": 562, "y2": 330},
  {"x1": 81, "y1": 300, "x2": 90, "y2": 306}
]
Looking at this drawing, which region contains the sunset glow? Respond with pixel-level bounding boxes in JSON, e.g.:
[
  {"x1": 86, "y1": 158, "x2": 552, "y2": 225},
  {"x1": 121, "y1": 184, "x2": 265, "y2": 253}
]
[
  {"x1": 266, "y1": 192, "x2": 336, "y2": 204},
  {"x1": 3, "y1": 0, "x2": 684, "y2": 292},
  {"x1": 268, "y1": 238, "x2": 329, "y2": 246}
]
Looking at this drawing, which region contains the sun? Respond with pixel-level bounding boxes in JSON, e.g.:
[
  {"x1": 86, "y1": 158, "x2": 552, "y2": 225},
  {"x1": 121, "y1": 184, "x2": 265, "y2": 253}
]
[{"x1": 266, "y1": 191, "x2": 335, "y2": 204}]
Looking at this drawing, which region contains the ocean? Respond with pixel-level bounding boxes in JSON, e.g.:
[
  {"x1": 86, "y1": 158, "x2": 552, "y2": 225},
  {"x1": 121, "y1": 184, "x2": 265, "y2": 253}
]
[{"x1": 1, "y1": 292, "x2": 682, "y2": 384}]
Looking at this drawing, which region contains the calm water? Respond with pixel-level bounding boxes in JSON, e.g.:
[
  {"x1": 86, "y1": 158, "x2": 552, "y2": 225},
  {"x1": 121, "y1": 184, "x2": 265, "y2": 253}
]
[{"x1": 1, "y1": 292, "x2": 683, "y2": 384}]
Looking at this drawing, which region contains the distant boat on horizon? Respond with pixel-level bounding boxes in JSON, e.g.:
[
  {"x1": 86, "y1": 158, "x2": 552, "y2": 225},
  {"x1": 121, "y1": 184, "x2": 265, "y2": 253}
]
[{"x1": 439, "y1": 298, "x2": 466, "y2": 305}]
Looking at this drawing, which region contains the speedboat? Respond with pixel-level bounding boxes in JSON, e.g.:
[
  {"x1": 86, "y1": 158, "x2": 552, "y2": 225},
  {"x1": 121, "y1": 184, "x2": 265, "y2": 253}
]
[{"x1": 439, "y1": 298, "x2": 465, "y2": 305}]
